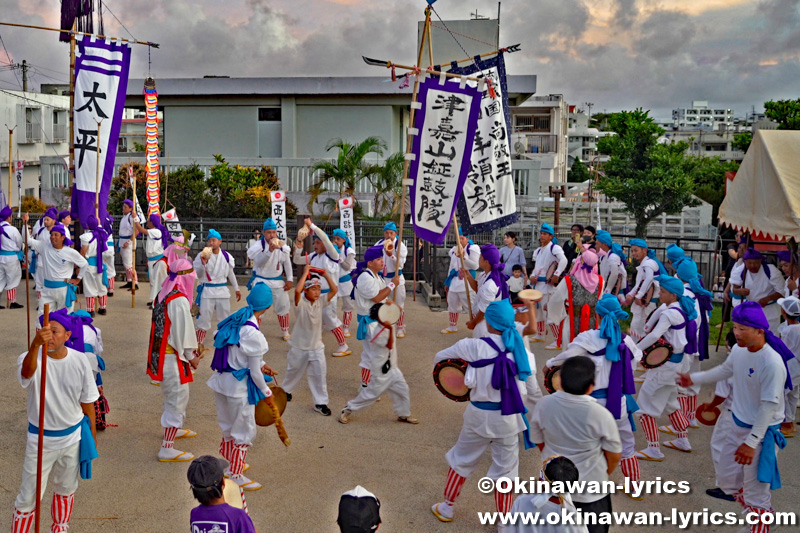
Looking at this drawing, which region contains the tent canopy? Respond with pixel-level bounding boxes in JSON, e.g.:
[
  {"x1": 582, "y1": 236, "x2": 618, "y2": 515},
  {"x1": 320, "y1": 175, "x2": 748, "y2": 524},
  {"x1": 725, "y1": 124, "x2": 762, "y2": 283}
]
[{"x1": 718, "y1": 129, "x2": 800, "y2": 240}]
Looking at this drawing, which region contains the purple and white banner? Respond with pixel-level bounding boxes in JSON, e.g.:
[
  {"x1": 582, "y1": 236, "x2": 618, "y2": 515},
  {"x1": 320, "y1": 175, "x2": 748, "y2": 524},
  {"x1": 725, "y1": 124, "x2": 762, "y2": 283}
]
[
  {"x1": 449, "y1": 53, "x2": 518, "y2": 234},
  {"x1": 71, "y1": 36, "x2": 131, "y2": 226},
  {"x1": 409, "y1": 76, "x2": 481, "y2": 245}
]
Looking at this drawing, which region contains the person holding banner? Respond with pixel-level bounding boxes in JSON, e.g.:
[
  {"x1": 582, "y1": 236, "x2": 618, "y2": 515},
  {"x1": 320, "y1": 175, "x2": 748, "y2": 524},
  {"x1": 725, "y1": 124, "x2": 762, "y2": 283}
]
[
  {"x1": 208, "y1": 282, "x2": 277, "y2": 491},
  {"x1": 12, "y1": 309, "x2": 99, "y2": 533},
  {"x1": 376, "y1": 222, "x2": 408, "y2": 338},
  {"x1": 79, "y1": 215, "x2": 111, "y2": 316},
  {"x1": 102, "y1": 216, "x2": 117, "y2": 297},
  {"x1": 119, "y1": 200, "x2": 139, "y2": 290},
  {"x1": 332, "y1": 229, "x2": 356, "y2": 338},
  {"x1": 22, "y1": 214, "x2": 88, "y2": 316},
  {"x1": 293, "y1": 218, "x2": 351, "y2": 357},
  {"x1": 147, "y1": 258, "x2": 200, "y2": 462},
  {"x1": 625, "y1": 239, "x2": 665, "y2": 342},
  {"x1": 134, "y1": 214, "x2": 171, "y2": 308},
  {"x1": 441, "y1": 228, "x2": 479, "y2": 334},
  {"x1": 0, "y1": 205, "x2": 24, "y2": 309},
  {"x1": 29, "y1": 207, "x2": 58, "y2": 298},
  {"x1": 529, "y1": 224, "x2": 567, "y2": 344},
  {"x1": 248, "y1": 218, "x2": 293, "y2": 341},
  {"x1": 730, "y1": 249, "x2": 785, "y2": 334},
  {"x1": 194, "y1": 229, "x2": 241, "y2": 352}
]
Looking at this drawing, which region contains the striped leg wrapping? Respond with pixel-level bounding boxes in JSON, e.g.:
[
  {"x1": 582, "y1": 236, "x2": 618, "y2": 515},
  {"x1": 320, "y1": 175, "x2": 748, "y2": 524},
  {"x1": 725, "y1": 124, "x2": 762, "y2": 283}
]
[
  {"x1": 620, "y1": 456, "x2": 641, "y2": 482},
  {"x1": 640, "y1": 414, "x2": 660, "y2": 447},
  {"x1": 397, "y1": 311, "x2": 405, "y2": 328},
  {"x1": 7, "y1": 288, "x2": 16, "y2": 303},
  {"x1": 196, "y1": 329, "x2": 207, "y2": 345},
  {"x1": 231, "y1": 444, "x2": 249, "y2": 477},
  {"x1": 332, "y1": 327, "x2": 346, "y2": 346},
  {"x1": 747, "y1": 507, "x2": 772, "y2": 533},
  {"x1": 342, "y1": 311, "x2": 352, "y2": 329},
  {"x1": 495, "y1": 489, "x2": 513, "y2": 514},
  {"x1": 361, "y1": 368, "x2": 371, "y2": 387},
  {"x1": 108, "y1": 277, "x2": 115, "y2": 291},
  {"x1": 162, "y1": 427, "x2": 178, "y2": 449},
  {"x1": 668, "y1": 409, "x2": 690, "y2": 439},
  {"x1": 11, "y1": 508, "x2": 35, "y2": 533},
  {"x1": 86, "y1": 297, "x2": 95, "y2": 312},
  {"x1": 277, "y1": 314, "x2": 290, "y2": 332},
  {"x1": 99, "y1": 295, "x2": 107, "y2": 308},
  {"x1": 449, "y1": 312, "x2": 459, "y2": 327},
  {"x1": 51, "y1": 492, "x2": 74, "y2": 532},
  {"x1": 444, "y1": 468, "x2": 466, "y2": 504}
]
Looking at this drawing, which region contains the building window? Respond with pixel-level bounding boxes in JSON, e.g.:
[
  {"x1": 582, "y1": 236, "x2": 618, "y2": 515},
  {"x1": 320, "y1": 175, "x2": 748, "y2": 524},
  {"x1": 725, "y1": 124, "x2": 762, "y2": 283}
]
[
  {"x1": 25, "y1": 188, "x2": 35, "y2": 197},
  {"x1": 50, "y1": 164, "x2": 69, "y2": 189},
  {"x1": 258, "y1": 108, "x2": 281, "y2": 121}
]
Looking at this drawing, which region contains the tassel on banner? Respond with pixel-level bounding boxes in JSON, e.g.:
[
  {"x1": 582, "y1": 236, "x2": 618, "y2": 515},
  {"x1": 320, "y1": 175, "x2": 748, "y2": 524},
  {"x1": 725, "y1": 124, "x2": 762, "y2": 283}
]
[
  {"x1": 391, "y1": 65, "x2": 397, "y2": 82},
  {"x1": 487, "y1": 77, "x2": 497, "y2": 99}
]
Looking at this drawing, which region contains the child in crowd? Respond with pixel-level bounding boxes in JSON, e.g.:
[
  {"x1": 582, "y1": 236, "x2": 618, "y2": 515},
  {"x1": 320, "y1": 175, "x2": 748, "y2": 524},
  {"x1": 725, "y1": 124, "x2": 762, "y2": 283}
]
[
  {"x1": 188, "y1": 456, "x2": 255, "y2": 533},
  {"x1": 777, "y1": 296, "x2": 800, "y2": 436},
  {"x1": 507, "y1": 264, "x2": 525, "y2": 305}
]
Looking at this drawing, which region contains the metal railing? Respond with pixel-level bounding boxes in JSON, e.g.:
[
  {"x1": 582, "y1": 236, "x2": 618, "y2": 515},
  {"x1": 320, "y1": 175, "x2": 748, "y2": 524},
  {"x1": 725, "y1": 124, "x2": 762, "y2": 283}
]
[
  {"x1": 52, "y1": 124, "x2": 67, "y2": 143},
  {"x1": 25, "y1": 123, "x2": 41, "y2": 143}
]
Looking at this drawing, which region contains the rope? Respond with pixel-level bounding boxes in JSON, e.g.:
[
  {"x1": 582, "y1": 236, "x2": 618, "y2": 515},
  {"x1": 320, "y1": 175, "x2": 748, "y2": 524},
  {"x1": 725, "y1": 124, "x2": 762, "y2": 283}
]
[{"x1": 430, "y1": 22, "x2": 498, "y2": 50}]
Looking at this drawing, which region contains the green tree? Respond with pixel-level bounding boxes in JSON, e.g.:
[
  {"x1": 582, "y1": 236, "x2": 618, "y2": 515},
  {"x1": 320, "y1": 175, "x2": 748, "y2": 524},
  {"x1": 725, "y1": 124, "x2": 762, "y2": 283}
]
[
  {"x1": 596, "y1": 109, "x2": 699, "y2": 237},
  {"x1": 764, "y1": 99, "x2": 800, "y2": 130},
  {"x1": 207, "y1": 155, "x2": 297, "y2": 219},
  {"x1": 307, "y1": 136, "x2": 386, "y2": 214},
  {"x1": 689, "y1": 156, "x2": 739, "y2": 223},
  {"x1": 589, "y1": 112, "x2": 612, "y2": 130},
  {"x1": 367, "y1": 151, "x2": 405, "y2": 218},
  {"x1": 732, "y1": 132, "x2": 752, "y2": 153},
  {"x1": 568, "y1": 158, "x2": 593, "y2": 183}
]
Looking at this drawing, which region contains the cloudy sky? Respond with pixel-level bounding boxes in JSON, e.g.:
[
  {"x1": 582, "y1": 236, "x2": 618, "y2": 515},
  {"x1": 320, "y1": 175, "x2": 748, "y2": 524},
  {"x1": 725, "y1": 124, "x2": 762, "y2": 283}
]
[{"x1": 1, "y1": 0, "x2": 798, "y2": 119}]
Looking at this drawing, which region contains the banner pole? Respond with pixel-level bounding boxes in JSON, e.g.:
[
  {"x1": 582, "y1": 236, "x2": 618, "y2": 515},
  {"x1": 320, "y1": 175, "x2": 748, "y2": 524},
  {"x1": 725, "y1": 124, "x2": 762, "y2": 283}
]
[
  {"x1": 393, "y1": 6, "x2": 431, "y2": 300},
  {"x1": 34, "y1": 303, "x2": 51, "y2": 533},
  {"x1": 131, "y1": 167, "x2": 137, "y2": 308},
  {"x1": 7, "y1": 127, "x2": 12, "y2": 210},
  {"x1": 24, "y1": 225, "x2": 30, "y2": 344},
  {"x1": 95, "y1": 121, "x2": 101, "y2": 220}
]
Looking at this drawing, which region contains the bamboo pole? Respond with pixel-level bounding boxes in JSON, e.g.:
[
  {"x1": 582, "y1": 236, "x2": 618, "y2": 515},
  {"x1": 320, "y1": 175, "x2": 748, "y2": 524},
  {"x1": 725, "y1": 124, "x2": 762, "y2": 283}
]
[
  {"x1": 68, "y1": 25, "x2": 76, "y2": 189},
  {"x1": 383, "y1": 61, "x2": 483, "y2": 82},
  {"x1": 95, "y1": 121, "x2": 101, "y2": 220},
  {"x1": 34, "y1": 303, "x2": 50, "y2": 533},
  {"x1": 392, "y1": 6, "x2": 431, "y2": 300},
  {"x1": 131, "y1": 168, "x2": 137, "y2": 308},
  {"x1": 0, "y1": 21, "x2": 159, "y2": 47},
  {"x1": 24, "y1": 224, "x2": 30, "y2": 344},
  {"x1": 7, "y1": 127, "x2": 12, "y2": 211}
]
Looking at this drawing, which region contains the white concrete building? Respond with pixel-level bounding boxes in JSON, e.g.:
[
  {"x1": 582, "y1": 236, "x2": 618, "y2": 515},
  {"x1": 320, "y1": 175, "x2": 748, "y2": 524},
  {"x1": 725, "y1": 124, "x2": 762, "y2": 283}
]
[
  {"x1": 566, "y1": 110, "x2": 612, "y2": 166},
  {"x1": 672, "y1": 100, "x2": 734, "y2": 131},
  {"x1": 0, "y1": 90, "x2": 70, "y2": 206},
  {"x1": 661, "y1": 127, "x2": 746, "y2": 162},
  {"x1": 510, "y1": 94, "x2": 569, "y2": 183}
]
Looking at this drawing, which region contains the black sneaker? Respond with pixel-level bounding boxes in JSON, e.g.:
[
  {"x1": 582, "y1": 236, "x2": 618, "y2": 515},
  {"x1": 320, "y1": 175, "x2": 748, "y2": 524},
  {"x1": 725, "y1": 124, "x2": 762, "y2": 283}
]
[
  {"x1": 286, "y1": 393, "x2": 293, "y2": 402},
  {"x1": 705, "y1": 488, "x2": 735, "y2": 501},
  {"x1": 98, "y1": 308, "x2": 107, "y2": 316},
  {"x1": 108, "y1": 291, "x2": 114, "y2": 297},
  {"x1": 89, "y1": 311, "x2": 96, "y2": 318},
  {"x1": 121, "y1": 282, "x2": 133, "y2": 289},
  {"x1": 314, "y1": 404, "x2": 332, "y2": 416},
  {"x1": 10, "y1": 302, "x2": 23, "y2": 309}
]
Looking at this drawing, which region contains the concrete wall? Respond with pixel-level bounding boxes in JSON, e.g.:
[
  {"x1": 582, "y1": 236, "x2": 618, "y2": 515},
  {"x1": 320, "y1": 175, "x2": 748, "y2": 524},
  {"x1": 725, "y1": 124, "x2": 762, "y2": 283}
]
[
  {"x1": 295, "y1": 105, "x2": 400, "y2": 158},
  {"x1": 165, "y1": 105, "x2": 259, "y2": 158}
]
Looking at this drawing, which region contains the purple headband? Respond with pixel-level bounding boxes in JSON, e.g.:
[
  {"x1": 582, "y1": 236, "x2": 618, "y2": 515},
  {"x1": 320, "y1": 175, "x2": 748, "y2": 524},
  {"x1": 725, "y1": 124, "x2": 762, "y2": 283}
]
[
  {"x1": 777, "y1": 251, "x2": 793, "y2": 263},
  {"x1": 743, "y1": 248, "x2": 763, "y2": 261},
  {"x1": 481, "y1": 244, "x2": 509, "y2": 300},
  {"x1": 44, "y1": 207, "x2": 58, "y2": 220},
  {"x1": 50, "y1": 224, "x2": 73, "y2": 246},
  {"x1": 364, "y1": 245, "x2": 383, "y2": 263},
  {"x1": 123, "y1": 199, "x2": 134, "y2": 208},
  {"x1": 733, "y1": 302, "x2": 795, "y2": 390},
  {"x1": 148, "y1": 213, "x2": 172, "y2": 249},
  {"x1": 0, "y1": 206, "x2": 12, "y2": 219},
  {"x1": 58, "y1": 210, "x2": 71, "y2": 222},
  {"x1": 38, "y1": 308, "x2": 74, "y2": 333}
]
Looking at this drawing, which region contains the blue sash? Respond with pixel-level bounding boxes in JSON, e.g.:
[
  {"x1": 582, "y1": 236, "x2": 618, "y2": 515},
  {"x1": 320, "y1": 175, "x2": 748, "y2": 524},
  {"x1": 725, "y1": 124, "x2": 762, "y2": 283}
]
[
  {"x1": 0, "y1": 249, "x2": 24, "y2": 260},
  {"x1": 537, "y1": 276, "x2": 547, "y2": 282},
  {"x1": 590, "y1": 388, "x2": 607, "y2": 399},
  {"x1": 470, "y1": 401, "x2": 536, "y2": 450},
  {"x1": 29, "y1": 251, "x2": 37, "y2": 274},
  {"x1": 445, "y1": 268, "x2": 477, "y2": 288},
  {"x1": 357, "y1": 313, "x2": 376, "y2": 340},
  {"x1": 246, "y1": 273, "x2": 283, "y2": 290},
  {"x1": 339, "y1": 273, "x2": 352, "y2": 284},
  {"x1": 28, "y1": 415, "x2": 98, "y2": 480},
  {"x1": 87, "y1": 257, "x2": 109, "y2": 287},
  {"x1": 44, "y1": 279, "x2": 77, "y2": 308},
  {"x1": 195, "y1": 282, "x2": 228, "y2": 306},
  {"x1": 116, "y1": 235, "x2": 131, "y2": 252},
  {"x1": 732, "y1": 413, "x2": 786, "y2": 490},
  {"x1": 147, "y1": 254, "x2": 164, "y2": 262},
  {"x1": 669, "y1": 352, "x2": 685, "y2": 364},
  {"x1": 380, "y1": 269, "x2": 403, "y2": 279}
]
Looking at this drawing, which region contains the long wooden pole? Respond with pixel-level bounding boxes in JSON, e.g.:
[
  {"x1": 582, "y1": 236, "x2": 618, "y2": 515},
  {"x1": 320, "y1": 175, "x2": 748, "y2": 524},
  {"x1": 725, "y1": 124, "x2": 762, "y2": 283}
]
[
  {"x1": 393, "y1": 7, "x2": 431, "y2": 300},
  {"x1": 7, "y1": 128, "x2": 12, "y2": 210},
  {"x1": 0, "y1": 21, "x2": 159, "y2": 47},
  {"x1": 131, "y1": 169, "x2": 137, "y2": 308},
  {"x1": 24, "y1": 225, "x2": 30, "y2": 344},
  {"x1": 95, "y1": 121, "x2": 101, "y2": 220},
  {"x1": 34, "y1": 303, "x2": 50, "y2": 533},
  {"x1": 68, "y1": 26, "x2": 76, "y2": 189}
]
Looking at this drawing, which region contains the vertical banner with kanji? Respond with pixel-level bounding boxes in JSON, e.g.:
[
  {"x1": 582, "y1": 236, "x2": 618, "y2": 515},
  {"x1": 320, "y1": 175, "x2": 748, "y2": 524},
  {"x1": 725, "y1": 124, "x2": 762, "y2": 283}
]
[
  {"x1": 71, "y1": 36, "x2": 131, "y2": 226},
  {"x1": 409, "y1": 76, "x2": 481, "y2": 245},
  {"x1": 15, "y1": 160, "x2": 24, "y2": 216},
  {"x1": 338, "y1": 197, "x2": 356, "y2": 252},
  {"x1": 270, "y1": 190, "x2": 287, "y2": 241},
  {"x1": 449, "y1": 53, "x2": 518, "y2": 233}
]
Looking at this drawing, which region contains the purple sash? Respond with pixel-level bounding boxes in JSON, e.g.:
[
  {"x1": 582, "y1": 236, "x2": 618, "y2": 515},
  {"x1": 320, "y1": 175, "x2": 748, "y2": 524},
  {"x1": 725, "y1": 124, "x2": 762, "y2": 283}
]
[
  {"x1": 591, "y1": 336, "x2": 637, "y2": 420},
  {"x1": 469, "y1": 337, "x2": 525, "y2": 416}
]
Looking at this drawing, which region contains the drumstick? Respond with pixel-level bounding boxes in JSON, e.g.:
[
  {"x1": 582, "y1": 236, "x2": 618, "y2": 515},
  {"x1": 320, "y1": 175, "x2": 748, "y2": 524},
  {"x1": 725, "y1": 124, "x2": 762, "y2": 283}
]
[{"x1": 35, "y1": 304, "x2": 50, "y2": 533}]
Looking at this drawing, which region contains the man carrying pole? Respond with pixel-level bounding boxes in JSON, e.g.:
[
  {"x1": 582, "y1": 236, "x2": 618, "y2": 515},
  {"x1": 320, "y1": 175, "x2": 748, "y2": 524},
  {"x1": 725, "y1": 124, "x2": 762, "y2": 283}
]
[
  {"x1": 0, "y1": 204, "x2": 25, "y2": 309},
  {"x1": 12, "y1": 306, "x2": 99, "y2": 533}
]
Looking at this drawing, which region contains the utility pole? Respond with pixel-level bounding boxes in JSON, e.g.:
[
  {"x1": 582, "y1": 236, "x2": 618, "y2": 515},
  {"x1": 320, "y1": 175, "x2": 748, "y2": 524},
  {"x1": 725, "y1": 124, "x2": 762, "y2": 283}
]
[
  {"x1": 21, "y1": 60, "x2": 27, "y2": 92},
  {"x1": 585, "y1": 102, "x2": 594, "y2": 122}
]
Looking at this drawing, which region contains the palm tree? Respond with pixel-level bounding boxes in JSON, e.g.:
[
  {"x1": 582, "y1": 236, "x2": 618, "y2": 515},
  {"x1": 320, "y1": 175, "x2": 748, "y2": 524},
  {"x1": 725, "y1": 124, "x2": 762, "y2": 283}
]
[
  {"x1": 307, "y1": 136, "x2": 387, "y2": 214},
  {"x1": 367, "y1": 151, "x2": 406, "y2": 218}
]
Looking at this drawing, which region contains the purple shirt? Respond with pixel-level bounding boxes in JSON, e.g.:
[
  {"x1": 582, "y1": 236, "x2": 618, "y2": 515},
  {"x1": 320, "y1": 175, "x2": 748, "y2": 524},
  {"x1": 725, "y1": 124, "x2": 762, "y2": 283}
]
[{"x1": 190, "y1": 504, "x2": 256, "y2": 533}]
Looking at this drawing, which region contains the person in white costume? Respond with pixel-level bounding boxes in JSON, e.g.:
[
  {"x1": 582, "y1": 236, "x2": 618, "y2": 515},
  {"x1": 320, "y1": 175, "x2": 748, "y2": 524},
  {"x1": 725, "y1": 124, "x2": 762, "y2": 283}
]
[
  {"x1": 624, "y1": 238, "x2": 665, "y2": 342},
  {"x1": 776, "y1": 297, "x2": 800, "y2": 436},
  {"x1": 101, "y1": 215, "x2": 116, "y2": 297},
  {"x1": 28, "y1": 207, "x2": 58, "y2": 298},
  {"x1": 594, "y1": 230, "x2": 627, "y2": 301},
  {"x1": 777, "y1": 250, "x2": 800, "y2": 298},
  {"x1": 22, "y1": 214, "x2": 88, "y2": 317},
  {"x1": 332, "y1": 228, "x2": 356, "y2": 338},
  {"x1": 146, "y1": 258, "x2": 200, "y2": 463},
  {"x1": 12, "y1": 309, "x2": 99, "y2": 533},
  {"x1": 208, "y1": 282, "x2": 278, "y2": 491},
  {"x1": 730, "y1": 248, "x2": 784, "y2": 334},
  {"x1": 247, "y1": 218, "x2": 293, "y2": 340},
  {"x1": 134, "y1": 213, "x2": 171, "y2": 307},
  {"x1": 431, "y1": 300, "x2": 535, "y2": 525},
  {"x1": 441, "y1": 228, "x2": 480, "y2": 334},
  {"x1": 0, "y1": 205, "x2": 24, "y2": 309},
  {"x1": 678, "y1": 301, "x2": 793, "y2": 533},
  {"x1": 193, "y1": 229, "x2": 241, "y2": 352},
  {"x1": 529, "y1": 223, "x2": 567, "y2": 343},
  {"x1": 118, "y1": 199, "x2": 139, "y2": 290},
  {"x1": 463, "y1": 243, "x2": 510, "y2": 339},
  {"x1": 376, "y1": 221, "x2": 409, "y2": 337},
  {"x1": 79, "y1": 215, "x2": 112, "y2": 316},
  {"x1": 282, "y1": 266, "x2": 336, "y2": 417},
  {"x1": 293, "y1": 218, "x2": 351, "y2": 357}
]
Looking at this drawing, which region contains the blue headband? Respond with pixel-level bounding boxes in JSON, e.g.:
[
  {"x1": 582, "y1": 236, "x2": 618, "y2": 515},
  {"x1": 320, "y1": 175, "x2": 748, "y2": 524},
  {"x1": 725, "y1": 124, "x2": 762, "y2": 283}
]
[
  {"x1": 263, "y1": 218, "x2": 277, "y2": 231},
  {"x1": 383, "y1": 222, "x2": 397, "y2": 233},
  {"x1": 596, "y1": 294, "x2": 629, "y2": 363},
  {"x1": 246, "y1": 282, "x2": 273, "y2": 311},
  {"x1": 484, "y1": 300, "x2": 531, "y2": 382},
  {"x1": 629, "y1": 238, "x2": 647, "y2": 249},
  {"x1": 595, "y1": 230, "x2": 612, "y2": 246},
  {"x1": 208, "y1": 229, "x2": 222, "y2": 241}
]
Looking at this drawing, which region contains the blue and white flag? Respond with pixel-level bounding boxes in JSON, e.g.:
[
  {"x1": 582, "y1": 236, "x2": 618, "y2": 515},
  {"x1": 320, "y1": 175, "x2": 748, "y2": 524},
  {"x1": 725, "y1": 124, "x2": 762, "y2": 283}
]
[
  {"x1": 409, "y1": 75, "x2": 481, "y2": 245},
  {"x1": 71, "y1": 36, "x2": 131, "y2": 227},
  {"x1": 449, "y1": 52, "x2": 518, "y2": 233}
]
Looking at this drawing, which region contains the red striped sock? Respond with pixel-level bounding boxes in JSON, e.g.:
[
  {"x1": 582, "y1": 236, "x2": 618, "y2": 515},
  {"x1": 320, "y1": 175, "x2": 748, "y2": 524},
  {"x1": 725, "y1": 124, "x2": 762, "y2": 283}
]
[
  {"x1": 495, "y1": 489, "x2": 513, "y2": 514},
  {"x1": 232, "y1": 444, "x2": 249, "y2": 476},
  {"x1": 620, "y1": 456, "x2": 640, "y2": 482},
  {"x1": 126, "y1": 267, "x2": 134, "y2": 281},
  {"x1": 100, "y1": 295, "x2": 107, "y2": 308},
  {"x1": 549, "y1": 323, "x2": 561, "y2": 344},
  {"x1": 449, "y1": 312, "x2": 458, "y2": 327},
  {"x1": 748, "y1": 507, "x2": 772, "y2": 533},
  {"x1": 36, "y1": 291, "x2": 41, "y2": 299},
  {"x1": 640, "y1": 414, "x2": 660, "y2": 447},
  {"x1": 108, "y1": 277, "x2": 115, "y2": 291},
  {"x1": 343, "y1": 312, "x2": 352, "y2": 329},
  {"x1": 86, "y1": 297, "x2": 95, "y2": 312},
  {"x1": 7, "y1": 288, "x2": 16, "y2": 303},
  {"x1": 162, "y1": 427, "x2": 178, "y2": 448},
  {"x1": 332, "y1": 327, "x2": 346, "y2": 346},
  {"x1": 12, "y1": 508, "x2": 35, "y2": 533},
  {"x1": 240, "y1": 487, "x2": 248, "y2": 515},
  {"x1": 361, "y1": 367, "x2": 371, "y2": 387},
  {"x1": 398, "y1": 311, "x2": 405, "y2": 329},
  {"x1": 686, "y1": 395, "x2": 697, "y2": 423},
  {"x1": 669, "y1": 409, "x2": 689, "y2": 438},
  {"x1": 196, "y1": 329, "x2": 207, "y2": 345},
  {"x1": 51, "y1": 492, "x2": 74, "y2": 531},
  {"x1": 444, "y1": 468, "x2": 466, "y2": 504},
  {"x1": 278, "y1": 314, "x2": 290, "y2": 331},
  {"x1": 537, "y1": 321, "x2": 545, "y2": 336}
]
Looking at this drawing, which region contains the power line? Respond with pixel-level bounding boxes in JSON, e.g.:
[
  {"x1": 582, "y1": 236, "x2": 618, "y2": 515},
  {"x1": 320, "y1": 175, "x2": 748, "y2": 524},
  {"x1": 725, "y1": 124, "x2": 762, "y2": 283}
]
[
  {"x1": 102, "y1": 2, "x2": 137, "y2": 42},
  {"x1": 0, "y1": 32, "x2": 21, "y2": 89}
]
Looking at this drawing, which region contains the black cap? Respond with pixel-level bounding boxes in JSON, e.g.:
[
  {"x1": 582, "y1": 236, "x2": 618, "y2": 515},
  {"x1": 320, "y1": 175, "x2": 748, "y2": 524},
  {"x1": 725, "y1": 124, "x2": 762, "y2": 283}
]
[
  {"x1": 187, "y1": 456, "x2": 229, "y2": 489},
  {"x1": 337, "y1": 486, "x2": 381, "y2": 533}
]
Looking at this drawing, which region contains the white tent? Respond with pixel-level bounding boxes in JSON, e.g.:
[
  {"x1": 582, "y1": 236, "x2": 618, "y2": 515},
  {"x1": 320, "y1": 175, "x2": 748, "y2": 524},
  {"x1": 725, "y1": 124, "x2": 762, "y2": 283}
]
[{"x1": 718, "y1": 129, "x2": 800, "y2": 239}]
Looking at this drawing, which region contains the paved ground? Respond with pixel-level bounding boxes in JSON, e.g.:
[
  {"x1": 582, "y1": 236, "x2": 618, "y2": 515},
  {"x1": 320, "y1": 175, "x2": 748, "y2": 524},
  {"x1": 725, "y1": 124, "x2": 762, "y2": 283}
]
[{"x1": 0, "y1": 285, "x2": 797, "y2": 532}]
